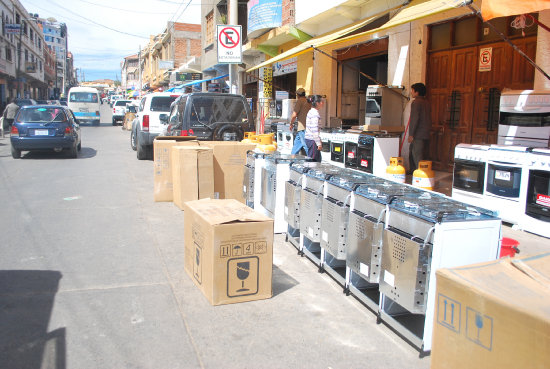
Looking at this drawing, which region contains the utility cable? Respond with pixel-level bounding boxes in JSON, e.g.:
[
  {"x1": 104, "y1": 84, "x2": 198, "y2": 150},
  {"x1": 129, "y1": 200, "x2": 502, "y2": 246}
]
[{"x1": 74, "y1": 0, "x2": 176, "y2": 15}]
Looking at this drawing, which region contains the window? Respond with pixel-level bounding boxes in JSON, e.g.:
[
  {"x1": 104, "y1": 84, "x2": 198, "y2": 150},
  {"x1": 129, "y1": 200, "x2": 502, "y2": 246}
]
[
  {"x1": 30, "y1": 29, "x2": 33, "y2": 42},
  {"x1": 206, "y1": 11, "x2": 214, "y2": 46},
  {"x1": 25, "y1": 49, "x2": 28, "y2": 62},
  {"x1": 39, "y1": 60, "x2": 42, "y2": 71},
  {"x1": 69, "y1": 92, "x2": 98, "y2": 103},
  {"x1": 6, "y1": 46, "x2": 11, "y2": 62}
]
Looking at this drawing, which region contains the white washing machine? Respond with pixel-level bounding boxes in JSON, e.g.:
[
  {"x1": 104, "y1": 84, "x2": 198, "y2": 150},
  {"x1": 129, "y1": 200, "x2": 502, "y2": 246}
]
[
  {"x1": 452, "y1": 144, "x2": 491, "y2": 208},
  {"x1": 520, "y1": 148, "x2": 550, "y2": 238},
  {"x1": 484, "y1": 145, "x2": 529, "y2": 225}
]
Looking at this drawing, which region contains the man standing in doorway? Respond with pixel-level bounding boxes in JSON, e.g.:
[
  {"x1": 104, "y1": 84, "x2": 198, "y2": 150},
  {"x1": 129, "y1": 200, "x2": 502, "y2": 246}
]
[
  {"x1": 3, "y1": 98, "x2": 19, "y2": 133},
  {"x1": 289, "y1": 88, "x2": 311, "y2": 155},
  {"x1": 408, "y1": 83, "x2": 431, "y2": 172}
]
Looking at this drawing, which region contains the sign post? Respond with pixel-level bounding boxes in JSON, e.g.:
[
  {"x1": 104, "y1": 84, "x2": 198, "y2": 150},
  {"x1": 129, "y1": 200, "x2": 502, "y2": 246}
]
[{"x1": 217, "y1": 25, "x2": 242, "y2": 64}]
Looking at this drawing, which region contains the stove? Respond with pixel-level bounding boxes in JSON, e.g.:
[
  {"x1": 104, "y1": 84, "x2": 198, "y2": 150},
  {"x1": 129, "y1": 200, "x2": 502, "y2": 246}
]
[
  {"x1": 299, "y1": 164, "x2": 342, "y2": 265},
  {"x1": 379, "y1": 192, "x2": 501, "y2": 352},
  {"x1": 356, "y1": 132, "x2": 400, "y2": 176},
  {"x1": 243, "y1": 150, "x2": 269, "y2": 208},
  {"x1": 520, "y1": 148, "x2": 550, "y2": 238},
  {"x1": 452, "y1": 144, "x2": 490, "y2": 208},
  {"x1": 260, "y1": 153, "x2": 311, "y2": 233},
  {"x1": 284, "y1": 161, "x2": 323, "y2": 250}
]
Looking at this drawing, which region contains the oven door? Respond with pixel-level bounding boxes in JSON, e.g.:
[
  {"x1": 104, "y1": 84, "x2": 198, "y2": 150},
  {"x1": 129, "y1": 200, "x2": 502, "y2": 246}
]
[
  {"x1": 331, "y1": 141, "x2": 344, "y2": 162},
  {"x1": 356, "y1": 144, "x2": 373, "y2": 173},
  {"x1": 486, "y1": 162, "x2": 522, "y2": 198},
  {"x1": 453, "y1": 159, "x2": 485, "y2": 194},
  {"x1": 526, "y1": 169, "x2": 550, "y2": 221},
  {"x1": 345, "y1": 141, "x2": 358, "y2": 168}
]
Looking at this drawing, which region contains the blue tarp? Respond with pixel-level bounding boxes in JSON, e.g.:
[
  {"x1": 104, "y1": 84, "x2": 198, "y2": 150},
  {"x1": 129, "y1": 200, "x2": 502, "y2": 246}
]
[{"x1": 168, "y1": 74, "x2": 229, "y2": 91}]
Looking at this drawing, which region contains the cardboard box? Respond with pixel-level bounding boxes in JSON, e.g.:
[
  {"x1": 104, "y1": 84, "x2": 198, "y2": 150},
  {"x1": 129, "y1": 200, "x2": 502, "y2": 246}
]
[
  {"x1": 172, "y1": 146, "x2": 214, "y2": 210},
  {"x1": 201, "y1": 142, "x2": 256, "y2": 203},
  {"x1": 153, "y1": 138, "x2": 199, "y2": 202},
  {"x1": 431, "y1": 253, "x2": 550, "y2": 369},
  {"x1": 183, "y1": 199, "x2": 273, "y2": 305}
]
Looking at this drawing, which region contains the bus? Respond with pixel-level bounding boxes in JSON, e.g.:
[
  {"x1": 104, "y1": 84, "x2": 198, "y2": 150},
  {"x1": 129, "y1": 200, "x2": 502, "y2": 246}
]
[{"x1": 67, "y1": 87, "x2": 101, "y2": 125}]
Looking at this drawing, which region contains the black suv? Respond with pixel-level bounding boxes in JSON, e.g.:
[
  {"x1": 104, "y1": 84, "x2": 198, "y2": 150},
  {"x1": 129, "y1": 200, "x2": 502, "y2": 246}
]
[{"x1": 163, "y1": 92, "x2": 254, "y2": 141}]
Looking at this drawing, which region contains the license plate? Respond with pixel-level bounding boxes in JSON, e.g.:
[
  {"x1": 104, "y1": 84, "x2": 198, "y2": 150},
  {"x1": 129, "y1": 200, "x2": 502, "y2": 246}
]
[
  {"x1": 34, "y1": 129, "x2": 49, "y2": 136},
  {"x1": 495, "y1": 170, "x2": 511, "y2": 181},
  {"x1": 79, "y1": 108, "x2": 89, "y2": 112}
]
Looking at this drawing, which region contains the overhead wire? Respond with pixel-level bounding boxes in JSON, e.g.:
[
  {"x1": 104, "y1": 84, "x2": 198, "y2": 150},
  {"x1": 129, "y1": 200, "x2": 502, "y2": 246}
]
[{"x1": 74, "y1": 0, "x2": 176, "y2": 15}]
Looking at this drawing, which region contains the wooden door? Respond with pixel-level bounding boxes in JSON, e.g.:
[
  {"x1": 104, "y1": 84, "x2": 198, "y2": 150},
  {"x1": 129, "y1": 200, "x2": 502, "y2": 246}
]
[
  {"x1": 427, "y1": 51, "x2": 451, "y2": 170},
  {"x1": 428, "y1": 48, "x2": 477, "y2": 171}
]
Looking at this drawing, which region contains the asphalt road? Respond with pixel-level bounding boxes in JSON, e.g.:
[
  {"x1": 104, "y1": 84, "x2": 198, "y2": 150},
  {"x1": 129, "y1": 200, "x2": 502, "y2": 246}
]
[{"x1": 0, "y1": 104, "x2": 430, "y2": 369}]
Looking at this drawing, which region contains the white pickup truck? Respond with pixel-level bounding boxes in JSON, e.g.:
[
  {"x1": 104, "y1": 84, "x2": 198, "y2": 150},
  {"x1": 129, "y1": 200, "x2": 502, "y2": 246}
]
[{"x1": 131, "y1": 92, "x2": 181, "y2": 160}]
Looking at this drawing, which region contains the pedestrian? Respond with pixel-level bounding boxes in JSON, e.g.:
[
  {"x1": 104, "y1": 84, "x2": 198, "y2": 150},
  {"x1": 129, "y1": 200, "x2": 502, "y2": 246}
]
[
  {"x1": 304, "y1": 95, "x2": 325, "y2": 162},
  {"x1": 407, "y1": 83, "x2": 431, "y2": 173},
  {"x1": 3, "y1": 97, "x2": 19, "y2": 133},
  {"x1": 289, "y1": 88, "x2": 311, "y2": 155}
]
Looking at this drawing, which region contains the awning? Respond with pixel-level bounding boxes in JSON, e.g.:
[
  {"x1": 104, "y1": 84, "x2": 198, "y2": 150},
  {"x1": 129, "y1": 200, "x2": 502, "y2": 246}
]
[
  {"x1": 482, "y1": 0, "x2": 550, "y2": 21},
  {"x1": 321, "y1": 0, "x2": 472, "y2": 48},
  {"x1": 167, "y1": 74, "x2": 229, "y2": 91},
  {"x1": 245, "y1": 4, "x2": 405, "y2": 73}
]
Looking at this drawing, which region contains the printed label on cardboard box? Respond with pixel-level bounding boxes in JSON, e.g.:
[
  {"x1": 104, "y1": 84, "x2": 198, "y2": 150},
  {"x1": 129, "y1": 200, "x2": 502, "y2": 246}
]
[
  {"x1": 437, "y1": 293, "x2": 461, "y2": 333},
  {"x1": 466, "y1": 307, "x2": 493, "y2": 351},
  {"x1": 227, "y1": 256, "x2": 259, "y2": 297},
  {"x1": 193, "y1": 242, "x2": 202, "y2": 284}
]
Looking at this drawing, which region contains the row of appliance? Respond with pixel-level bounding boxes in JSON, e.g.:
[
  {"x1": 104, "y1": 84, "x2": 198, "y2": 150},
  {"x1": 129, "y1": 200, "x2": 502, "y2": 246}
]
[
  {"x1": 243, "y1": 152, "x2": 502, "y2": 353},
  {"x1": 452, "y1": 144, "x2": 550, "y2": 238}
]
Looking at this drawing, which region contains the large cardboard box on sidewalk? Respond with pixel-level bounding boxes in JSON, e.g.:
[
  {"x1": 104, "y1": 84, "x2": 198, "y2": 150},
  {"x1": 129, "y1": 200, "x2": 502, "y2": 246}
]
[
  {"x1": 172, "y1": 146, "x2": 214, "y2": 210},
  {"x1": 431, "y1": 253, "x2": 550, "y2": 369},
  {"x1": 183, "y1": 199, "x2": 273, "y2": 306},
  {"x1": 153, "y1": 137, "x2": 199, "y2": 202},
  {"x1": 201, "y1": 142, "x2": 256, "y2": 203}
]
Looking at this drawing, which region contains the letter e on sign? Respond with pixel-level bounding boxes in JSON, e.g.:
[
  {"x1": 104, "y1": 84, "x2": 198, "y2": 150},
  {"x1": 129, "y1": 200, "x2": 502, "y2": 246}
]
[{"x1": 217, "y1": 25, "x2": 242, "y2": 64}]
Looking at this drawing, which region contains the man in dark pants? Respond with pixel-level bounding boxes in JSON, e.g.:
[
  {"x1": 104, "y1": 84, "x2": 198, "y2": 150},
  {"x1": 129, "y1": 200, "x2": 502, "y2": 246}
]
[
  {"x1": 408, "y1": 83, "x2": 431, "y2": 173},
  {"x1": 3, "y1": 98, "x2": 19, "y2": 133}
]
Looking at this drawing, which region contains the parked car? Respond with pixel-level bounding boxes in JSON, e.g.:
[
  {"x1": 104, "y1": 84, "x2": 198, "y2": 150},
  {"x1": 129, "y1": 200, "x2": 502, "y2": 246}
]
[
  {"x1": 35, "y1": 99, "x2": 50, "y2": 105},
  {"x1": 15, "y1": 98, "x2": 37, "y2": 107},
  {"x1": 10, "y1": 105, "x2": 82, "y2": 159},
  {"x1": 163, "y1": 93, "x2": 254, "y2": 141},
  {"x1": 112, "y1": 99, "x2": 131, "y2": 125},
  {"x1": 131, "y1": 92, "x2": 181, "y2": 159}
]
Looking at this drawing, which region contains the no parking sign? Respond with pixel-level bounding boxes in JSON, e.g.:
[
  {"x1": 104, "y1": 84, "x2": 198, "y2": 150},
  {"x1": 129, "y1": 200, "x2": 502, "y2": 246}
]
[
  {"x1": 217, "y1": 25, "x2": 242, "y2": 64},
  {"x1": 479, "y1": 47, "x2": 492, "y2": 72}
]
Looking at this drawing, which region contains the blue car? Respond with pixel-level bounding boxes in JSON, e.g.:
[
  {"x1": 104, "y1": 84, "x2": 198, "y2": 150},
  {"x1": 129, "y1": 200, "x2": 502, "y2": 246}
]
[{"x1": 10, "y1": 105, "x2": 82, "y2": 159}]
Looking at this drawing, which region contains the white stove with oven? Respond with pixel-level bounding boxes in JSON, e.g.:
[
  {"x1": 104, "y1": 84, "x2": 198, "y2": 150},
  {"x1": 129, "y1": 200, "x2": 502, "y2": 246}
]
[
  {"x1": 520, "y1": 148, "x2": 550, "y2": 238},
  {"x1": 452, "y1": 144, "x2": 490, "y2": 208},
  {"x1": 484, "y1": 145, "x2": 529, "y2": 224}
]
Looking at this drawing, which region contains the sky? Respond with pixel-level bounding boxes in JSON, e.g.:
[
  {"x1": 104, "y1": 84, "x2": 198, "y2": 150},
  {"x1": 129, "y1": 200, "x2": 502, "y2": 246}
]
[{"x1": 19, "y1": 0, "x2": 203, "y2": 82}]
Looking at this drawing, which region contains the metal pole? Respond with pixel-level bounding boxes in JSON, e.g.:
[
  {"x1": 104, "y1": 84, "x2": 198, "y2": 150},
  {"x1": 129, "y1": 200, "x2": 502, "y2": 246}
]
[
  {"x1": 16, "y1": 20, "x2": 22, "y2": 98},
  {"x1": 138, "y1": 45, "x2": 142, "y2": 96},
  {"x1": 229, "y1": 0, "x2": 238, "y2": 94}
]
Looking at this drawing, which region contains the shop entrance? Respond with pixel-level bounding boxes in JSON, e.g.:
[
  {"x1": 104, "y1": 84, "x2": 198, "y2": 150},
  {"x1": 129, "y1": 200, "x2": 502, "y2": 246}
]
[
  {"x1": 427, "y1": 15, "x2": 537, "y2": 171},
  {"x1": 337, "y1": 37, "x2": 389, "y2": 128}
]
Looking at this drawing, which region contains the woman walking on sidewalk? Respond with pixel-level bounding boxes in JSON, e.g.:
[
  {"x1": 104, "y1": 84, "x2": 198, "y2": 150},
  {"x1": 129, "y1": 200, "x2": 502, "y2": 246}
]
[{"x1": 304, "y1": 95, "x2": 325, "y2": 162}]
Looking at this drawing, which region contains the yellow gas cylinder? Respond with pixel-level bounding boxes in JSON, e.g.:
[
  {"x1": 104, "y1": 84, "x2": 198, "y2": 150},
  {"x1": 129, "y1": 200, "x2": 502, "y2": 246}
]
[
  {"x1": 241, "y1": 131, "x2": 257, "y2": 144},
  {"x1": 412, "y1": 160, "x2": 436, "y2": 190},
  {"x1": 256, "y1": 134, "x2": 277, "y2": 153},
  {"x1": 386, "y1": 157, "x2": 406, "y2": 183}
]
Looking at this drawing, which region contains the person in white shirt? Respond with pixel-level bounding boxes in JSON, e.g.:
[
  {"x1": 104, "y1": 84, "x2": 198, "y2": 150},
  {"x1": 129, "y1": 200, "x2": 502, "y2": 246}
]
[{"x1": 304, "y1": 95, "x2": 324, "y2": 162}]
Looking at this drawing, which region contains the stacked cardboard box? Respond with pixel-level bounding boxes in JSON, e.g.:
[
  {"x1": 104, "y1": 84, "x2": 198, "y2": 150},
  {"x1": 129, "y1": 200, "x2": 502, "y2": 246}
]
[
  {"x1": 172, "y1": 146, "x2": 214, "y2": 210},
  {"x1": 153, "y1": 138, "x2": 255, "y2": 204},
  {"x1": 431, "y1": 253, "x2": 550, "y2": 369},
  {"x1": 183, "y1": 199, "x2": 273, "y2": 305}
]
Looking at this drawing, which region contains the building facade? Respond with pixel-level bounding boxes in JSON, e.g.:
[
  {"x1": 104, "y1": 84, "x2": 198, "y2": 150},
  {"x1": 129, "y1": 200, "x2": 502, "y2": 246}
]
[
  {"x1": 121, "y1": 53, "x2": 139, "y2": 92},
  {"x1": 243, "y1": 0, "x2": 550, "y2": 171},
  {"x1": 139, "y1": 22, "x2": 201, "y2": 92},
  {"x1": 36, "y1": 16, "x2": 68, "y2": 97}
]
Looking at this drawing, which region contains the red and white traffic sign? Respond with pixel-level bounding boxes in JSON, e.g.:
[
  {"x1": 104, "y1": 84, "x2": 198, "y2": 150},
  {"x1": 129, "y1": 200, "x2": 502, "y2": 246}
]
[
  {"x1": 479, "y1": 47, "x2": 492, "y2": 72},
  {"x1": 217, "y1": 25, "x2": 242, "y2": 64}
]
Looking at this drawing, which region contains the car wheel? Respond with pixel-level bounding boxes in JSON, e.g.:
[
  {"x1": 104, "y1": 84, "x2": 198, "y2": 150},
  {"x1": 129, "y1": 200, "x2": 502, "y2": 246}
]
[
  {"x1": 215, "y1": 124, "x2": 243, "y2": 141},
  {"x1": 11, "y1": 146, "x2": 21, "y2": 159},
  {"x1": 68, "y1": 143, "x2": 78, "y2": 158},
  {"x1": 77, "y1": 141, "x2": 82, "y2": 151},
  {"x1": 130, "y1": 129, "x2": 137, "y2": 151},
  {"x1": 136, "y1": 134, "x2": 148, "y2": 160}
]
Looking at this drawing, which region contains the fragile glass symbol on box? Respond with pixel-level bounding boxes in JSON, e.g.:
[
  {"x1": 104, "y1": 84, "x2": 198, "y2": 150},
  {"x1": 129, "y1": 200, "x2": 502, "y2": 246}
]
[
  {"x1": 193, "y1": 243, "x2": 202, "y2": 284},
  {"x1": 227, "y1": 256, "x2": 259, "y2": 297}
]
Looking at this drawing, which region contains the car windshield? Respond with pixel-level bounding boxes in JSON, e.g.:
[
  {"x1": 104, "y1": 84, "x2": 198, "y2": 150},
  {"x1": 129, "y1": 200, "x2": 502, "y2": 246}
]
[
  {"x1": 16, "y1": 107, "x2": 67, "y2": 123},
  {"x1": 70, "y1": 92, "x2": 98, "y2": 103},
  {"x1": 150, "y1": 96, "x2": 178, "y2": 112},
  {"x1": 190, "y1": 96, "x2": 248, "y2": 127}
]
